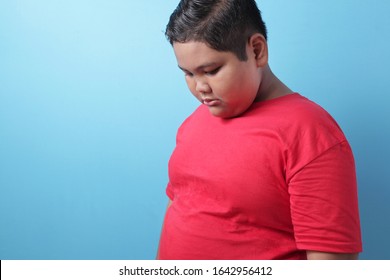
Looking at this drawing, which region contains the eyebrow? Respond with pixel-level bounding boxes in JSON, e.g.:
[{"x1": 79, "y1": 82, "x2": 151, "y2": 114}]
[{"x1": 178, "y1": 62, "x2": 219, "y2": 72}]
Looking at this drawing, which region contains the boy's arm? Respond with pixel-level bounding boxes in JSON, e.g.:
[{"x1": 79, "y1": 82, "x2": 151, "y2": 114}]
[
  {"x1": 156, "y1": 199, "x2": 172, "y2": 259},
  {"x1": 306, "y1": 251, "x2": 359, "y2": 260}
]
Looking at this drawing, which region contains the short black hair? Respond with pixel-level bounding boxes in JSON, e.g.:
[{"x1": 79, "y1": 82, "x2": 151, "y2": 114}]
[{"x1": 165, "y1": 0, "x2": 268, "y2": 61}]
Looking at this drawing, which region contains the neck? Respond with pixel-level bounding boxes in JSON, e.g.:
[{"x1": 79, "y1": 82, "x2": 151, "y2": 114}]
[{"x1": 255, "y1": 65, "x2": 293, "y2": 102}]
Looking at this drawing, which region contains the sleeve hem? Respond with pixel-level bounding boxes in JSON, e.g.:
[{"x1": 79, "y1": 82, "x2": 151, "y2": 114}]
[{"x1": 296, "y1": 241, "x2": 363, "y2": 254}]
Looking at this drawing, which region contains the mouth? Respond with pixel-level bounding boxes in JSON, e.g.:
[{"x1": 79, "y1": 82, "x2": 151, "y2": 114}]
[{"x1": 202, "y1": 98, "x2": 221, "y2": 107}]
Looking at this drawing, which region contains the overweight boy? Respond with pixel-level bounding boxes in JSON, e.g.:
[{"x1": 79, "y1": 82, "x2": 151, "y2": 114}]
[{"x1": 157, "y1": 0, "x2": 362, "y2": 260}]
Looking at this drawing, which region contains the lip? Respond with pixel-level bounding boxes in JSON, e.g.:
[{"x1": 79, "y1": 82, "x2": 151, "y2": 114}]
[{"x1": 202, "y1": 98, "x2": 221, "y2": 106}]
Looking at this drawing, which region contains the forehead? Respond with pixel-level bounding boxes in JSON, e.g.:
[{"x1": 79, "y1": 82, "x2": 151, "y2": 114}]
[{"x1": 173, "y1": 41, "x2": 236, "y2": 69}]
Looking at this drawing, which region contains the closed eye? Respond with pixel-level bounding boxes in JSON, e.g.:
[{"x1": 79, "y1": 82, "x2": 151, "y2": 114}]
[
  {"x1": 205, "y1": 66, "x2": 221, "y2": 76},
  {"x1": 183, "y1": 70, "x2": 193, "y2": 77}
]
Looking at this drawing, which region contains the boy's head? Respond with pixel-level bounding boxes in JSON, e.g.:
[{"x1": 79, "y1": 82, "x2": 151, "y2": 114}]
[{"x1": 165, "y1": 0, "x2": 268, "y2": 61}]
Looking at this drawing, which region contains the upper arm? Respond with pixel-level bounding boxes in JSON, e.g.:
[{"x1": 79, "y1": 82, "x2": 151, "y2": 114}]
[
  {"x1": 306, "y1": 251, "x2": 359, "y2": 260},
  {"x1": 289, "y1": 141, "x2": 362, "y2": 254}
]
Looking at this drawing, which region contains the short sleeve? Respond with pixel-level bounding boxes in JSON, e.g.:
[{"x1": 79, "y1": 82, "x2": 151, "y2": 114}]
[{"x1": 288, "y1": 140, "x2": 362, "y2": 253}]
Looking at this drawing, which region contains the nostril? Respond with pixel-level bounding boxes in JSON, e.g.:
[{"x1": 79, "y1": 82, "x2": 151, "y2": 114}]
[{"x1": 196, "y1": 82, "x2": 211, "y2": 94}]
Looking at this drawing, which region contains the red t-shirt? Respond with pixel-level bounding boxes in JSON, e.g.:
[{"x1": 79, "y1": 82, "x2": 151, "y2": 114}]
[{"x1": 159, "y1": 94, "x2": 362, "y2": 259}]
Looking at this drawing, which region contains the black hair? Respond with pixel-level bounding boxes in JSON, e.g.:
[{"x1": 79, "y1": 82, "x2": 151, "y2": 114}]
[{"x1": 165, "y1": 0, "x2": 268, "y2": 61}]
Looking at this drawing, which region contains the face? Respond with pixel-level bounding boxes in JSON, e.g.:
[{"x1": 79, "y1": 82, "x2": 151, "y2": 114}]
[{"x1": 173, "y1": 41, "x2": 262, "y2": 118}]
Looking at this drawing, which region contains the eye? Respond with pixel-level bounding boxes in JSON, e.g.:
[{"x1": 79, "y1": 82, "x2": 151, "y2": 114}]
[
  {"x1": 205, "y1": 66, "x2": 221, "y2": 76},
  {"x1": 183, "y1": 71, "x2": 194, "y2": 77}
]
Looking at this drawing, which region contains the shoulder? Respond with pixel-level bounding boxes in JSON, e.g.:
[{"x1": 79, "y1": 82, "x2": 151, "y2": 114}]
[
  {"x1": 268, "y1": 94, "x2": 346, "y2": 142},
  {"x1": 249, "y1": 94, "x2": 345, "y2": 141},
  {"x1": 249, "y1": 94, "x2": 350, "y2": 176},
  {"x1": 274, "y1": 94, "x2": 340, "y2": 127},
  {"x1": 270, "y1": 94, "x2": 350, "y2": 178}
]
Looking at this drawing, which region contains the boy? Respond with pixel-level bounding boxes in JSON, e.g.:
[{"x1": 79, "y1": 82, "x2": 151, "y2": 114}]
[{"x1": 158, "y1": 0, "x2": 362, "y2": 260}]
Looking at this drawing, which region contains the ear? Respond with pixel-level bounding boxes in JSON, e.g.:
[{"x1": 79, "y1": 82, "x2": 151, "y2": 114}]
[{"x1": 248, "y1": 33, "x2": 268, "y2": 67}]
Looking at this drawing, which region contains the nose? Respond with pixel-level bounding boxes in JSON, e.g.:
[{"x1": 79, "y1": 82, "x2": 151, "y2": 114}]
[{"x1": 195, "y1": 78, "x2": 211, "y2": 94}]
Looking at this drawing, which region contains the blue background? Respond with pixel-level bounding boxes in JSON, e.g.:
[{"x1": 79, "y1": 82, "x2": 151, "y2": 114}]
[{"x1": 0, "y1": 0, "x2": 389, "y2": 260}]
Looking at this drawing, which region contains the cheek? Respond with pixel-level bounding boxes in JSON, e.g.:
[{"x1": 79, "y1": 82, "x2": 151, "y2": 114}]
[
  {"x1": 237, "y1": 69, "x2": 260, "y2": 96},
  {"x1": 219, "y1": 74, "x2": 251, "y2": 98},
  {"x1": 185, "y1": 78, "x2": 201, "y2": 99},
  {"x1": 216, "y1": 67, "x2": 251, "y2": 97}
]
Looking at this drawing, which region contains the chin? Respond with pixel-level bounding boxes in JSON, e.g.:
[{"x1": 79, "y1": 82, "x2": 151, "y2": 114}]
[{"x1": 209, "y1": 108, "x2": 240, "y2": 119}]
